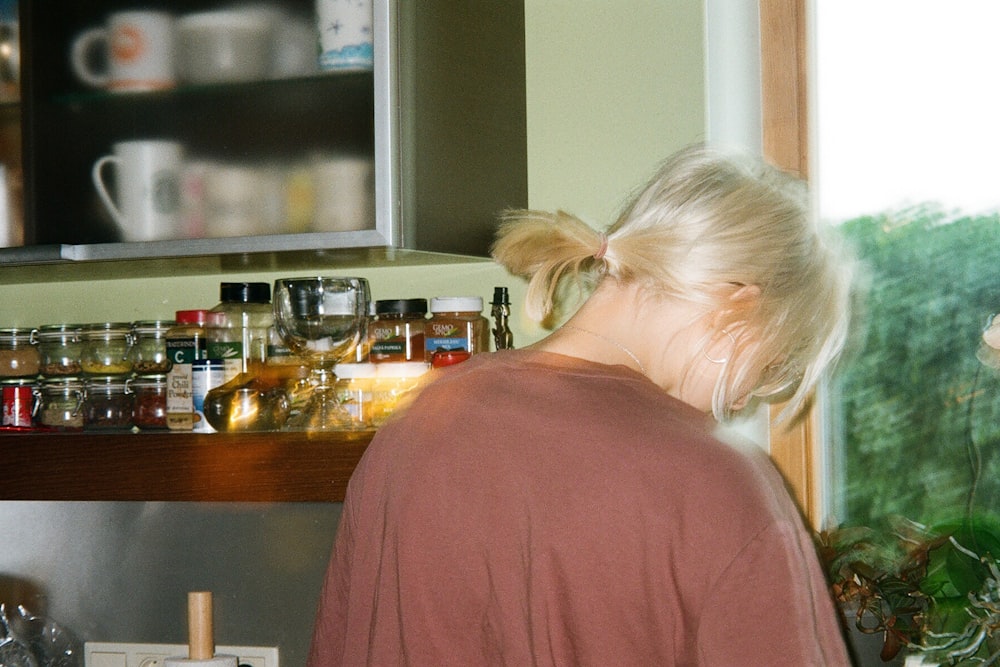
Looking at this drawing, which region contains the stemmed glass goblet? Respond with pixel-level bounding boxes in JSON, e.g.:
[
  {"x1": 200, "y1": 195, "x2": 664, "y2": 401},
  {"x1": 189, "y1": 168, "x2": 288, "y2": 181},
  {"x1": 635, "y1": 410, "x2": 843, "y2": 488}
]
[{"x1": 272, "y1": 276, "x2": 370, "y2": 431}]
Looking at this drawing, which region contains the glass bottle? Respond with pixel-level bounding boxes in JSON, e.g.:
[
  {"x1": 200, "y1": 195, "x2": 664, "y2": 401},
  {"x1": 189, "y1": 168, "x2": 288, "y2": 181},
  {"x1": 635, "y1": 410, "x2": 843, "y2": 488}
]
[
  {"x1": 34, "y1": 324, "x2": 83, "y2": 377},
  {"x1": 206, "y1": 282, "x2": 273, "y2": 383},
  {"x1": 128, "y1": 319, "x2": 175, "y2": 374},
  {"x1": 424, "y1": 296, "x2": 489, "y2": 361},
  {"x1": 370, "y1": 298, "x2": 427, "y2": 363},
  {"x1": 0, "y1": 328, "x2": 41, "y2": 378},
  {"x1": 80, "y1": 322, "x2": 134, "y2": 376}
]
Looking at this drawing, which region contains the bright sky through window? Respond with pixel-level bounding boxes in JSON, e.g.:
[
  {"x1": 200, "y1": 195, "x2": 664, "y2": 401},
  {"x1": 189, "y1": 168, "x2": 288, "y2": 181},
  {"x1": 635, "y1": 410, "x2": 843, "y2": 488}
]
[{"x1": 815, "y1": 1, "x2": 1000, "y2": 222}]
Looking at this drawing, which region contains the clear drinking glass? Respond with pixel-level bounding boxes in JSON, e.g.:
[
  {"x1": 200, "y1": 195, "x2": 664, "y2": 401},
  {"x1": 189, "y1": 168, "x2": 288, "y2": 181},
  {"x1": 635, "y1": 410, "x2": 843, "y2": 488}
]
[{"x1": 272, "y1": 276, "x2": 370, "y2": 431}]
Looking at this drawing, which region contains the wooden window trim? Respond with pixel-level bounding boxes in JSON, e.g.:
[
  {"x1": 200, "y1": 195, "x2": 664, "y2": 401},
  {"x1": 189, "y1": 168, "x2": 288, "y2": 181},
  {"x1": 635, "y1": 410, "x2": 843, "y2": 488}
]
[{"x1": 759, "y1": 0, "x2": 821, "y2": 526}]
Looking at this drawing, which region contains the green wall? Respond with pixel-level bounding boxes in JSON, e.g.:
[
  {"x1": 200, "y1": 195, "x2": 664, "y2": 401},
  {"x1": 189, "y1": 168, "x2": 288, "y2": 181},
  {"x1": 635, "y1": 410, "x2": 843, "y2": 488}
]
[{"x1": 2, "y1": 2, "x2": 705, "y2": 345}]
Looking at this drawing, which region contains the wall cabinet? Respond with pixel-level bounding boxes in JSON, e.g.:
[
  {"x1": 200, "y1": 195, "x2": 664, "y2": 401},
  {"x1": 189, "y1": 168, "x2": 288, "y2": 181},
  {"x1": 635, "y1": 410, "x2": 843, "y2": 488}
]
[
  {"x1": 0, "y1": 0, "x2": 527, "y2": 503},
  {"x1": 5, "y1": 0, "x2": 526, "y2": 263}
]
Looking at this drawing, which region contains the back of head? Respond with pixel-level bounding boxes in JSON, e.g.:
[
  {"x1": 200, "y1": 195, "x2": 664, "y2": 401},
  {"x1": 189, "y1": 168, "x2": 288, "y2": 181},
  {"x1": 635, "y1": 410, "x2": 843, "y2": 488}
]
[{"x1": 492, "y1": 144, "x2": 852, "y2": 421}]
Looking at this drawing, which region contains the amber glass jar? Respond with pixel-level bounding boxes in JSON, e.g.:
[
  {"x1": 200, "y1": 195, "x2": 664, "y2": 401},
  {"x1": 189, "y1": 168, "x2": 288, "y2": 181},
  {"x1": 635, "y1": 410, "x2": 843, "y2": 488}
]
[
  {"x1": 424, "y1": 296, "x2": 489, "y2": 361},
  {"x1": 370, "y1": 299, "x2": 427, "y2": 363}
]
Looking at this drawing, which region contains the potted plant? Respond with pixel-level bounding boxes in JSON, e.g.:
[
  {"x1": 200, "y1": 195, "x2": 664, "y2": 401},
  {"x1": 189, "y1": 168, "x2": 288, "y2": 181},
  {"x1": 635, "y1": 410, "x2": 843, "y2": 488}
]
[{"x1": 819, "y1": 514, "x2": 1000, "y2": 665}]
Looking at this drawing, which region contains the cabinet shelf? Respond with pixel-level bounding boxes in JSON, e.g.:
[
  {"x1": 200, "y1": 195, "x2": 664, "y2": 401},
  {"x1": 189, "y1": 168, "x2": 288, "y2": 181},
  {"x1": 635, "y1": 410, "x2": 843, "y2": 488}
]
[{"x1": 0, "y1": 429, "x2": 373, "y2": 502}]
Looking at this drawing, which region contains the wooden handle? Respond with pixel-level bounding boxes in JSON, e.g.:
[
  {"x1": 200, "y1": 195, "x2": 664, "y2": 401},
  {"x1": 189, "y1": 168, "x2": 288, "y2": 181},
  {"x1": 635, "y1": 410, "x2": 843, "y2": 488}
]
[{"x1": 188, "y1": 591, "x2": 214, "y2": 660}]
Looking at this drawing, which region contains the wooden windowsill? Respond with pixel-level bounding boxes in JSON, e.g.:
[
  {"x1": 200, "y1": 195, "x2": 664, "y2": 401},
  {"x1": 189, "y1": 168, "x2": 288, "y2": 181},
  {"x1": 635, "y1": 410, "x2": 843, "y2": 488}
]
[{"x1": 0, "y1": 430, "x2": 374, "y2": 503}]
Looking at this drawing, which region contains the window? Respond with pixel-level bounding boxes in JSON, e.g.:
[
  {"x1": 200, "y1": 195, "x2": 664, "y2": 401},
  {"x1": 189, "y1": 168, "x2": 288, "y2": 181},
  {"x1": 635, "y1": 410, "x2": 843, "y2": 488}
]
[{"x1": 814, "y1": 2, "x2": 1000, "y2": 529}]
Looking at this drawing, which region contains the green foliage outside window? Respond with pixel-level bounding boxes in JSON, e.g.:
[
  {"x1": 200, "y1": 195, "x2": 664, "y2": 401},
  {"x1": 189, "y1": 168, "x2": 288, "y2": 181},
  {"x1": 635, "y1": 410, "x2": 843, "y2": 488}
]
[{"x1": 834, "y1": 205, "x2": 1000, "y2": 526}]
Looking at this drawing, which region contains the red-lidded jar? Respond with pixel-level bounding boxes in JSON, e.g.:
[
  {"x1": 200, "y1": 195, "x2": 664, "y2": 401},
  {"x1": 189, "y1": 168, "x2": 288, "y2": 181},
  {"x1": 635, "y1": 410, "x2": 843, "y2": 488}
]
[
  {"x1": 370, "y1": 298, "x2": 427, "y2": 363},
  {"x1": 2, "y1": 378, "x2": 37, "y2": 429}
]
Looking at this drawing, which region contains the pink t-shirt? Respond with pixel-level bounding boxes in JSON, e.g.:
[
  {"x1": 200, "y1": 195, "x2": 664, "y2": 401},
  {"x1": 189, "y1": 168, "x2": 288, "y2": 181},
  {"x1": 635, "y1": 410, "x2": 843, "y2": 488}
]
[{"x1": 309, "y1": 350, "x2": 849, "y2": 666}]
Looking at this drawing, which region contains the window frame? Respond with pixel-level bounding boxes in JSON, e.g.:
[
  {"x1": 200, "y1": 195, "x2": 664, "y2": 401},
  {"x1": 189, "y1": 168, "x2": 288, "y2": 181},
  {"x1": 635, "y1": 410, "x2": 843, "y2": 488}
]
[{"x1": 758, "y1": 0, "x2": 821, "y2": 527}]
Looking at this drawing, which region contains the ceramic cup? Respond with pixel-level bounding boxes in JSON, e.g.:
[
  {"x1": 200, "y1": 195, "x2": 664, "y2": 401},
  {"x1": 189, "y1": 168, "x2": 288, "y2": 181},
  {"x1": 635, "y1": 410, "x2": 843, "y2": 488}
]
[
  {"x1": 70, "y1": 11, "x2": 175, "y2": 92},
  {"x1": 176, "y1": 9, "x2": 272, "y2": 84},
  {"x1": 92, "y1": 140, "x2": 184, "y2": 242},
  {"x1": 311, "y1": 153, "x2": 375, "y2": 232},
  {"x1": 316, "y1": 0, "x2": 373, "y2": 71}
]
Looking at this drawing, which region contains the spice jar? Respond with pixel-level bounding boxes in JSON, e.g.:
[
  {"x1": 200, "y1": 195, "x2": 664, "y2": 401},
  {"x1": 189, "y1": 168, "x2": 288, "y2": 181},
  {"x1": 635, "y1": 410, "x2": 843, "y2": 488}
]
[
  {"x1": 370, "y1": 299, "x2": 427, "y2": 363},
  {"x1": 36, "y1": 377, "x2": 85, "y2": 431},
  {"x1": 129, "y1": 320, "x2": 175, "y2": 374},
  {"x1": 207, "y1": 282, "x2": 273, "y2": 383},
  {"x1": 83, "y1": 375, "x2": 134, "y2": 430},
  {"x1": 130, "y1": 374, "x2": 168, "y2": 430},
  {"x1": 370, "y1": 361, "x2": 429, "y2": 426},
  {"x1": 80, "y1": 322, "x2": 134, "y2": 376},
  {"x1": 424, "y1": 296, "x2": 490, "y2": 361},
  {"x1": 166, "y1": 309, "x2": 211, "y2": 431},
  {"x1": 2, "y1": 378, "x2": 37, "y2": 429},
  {"x1": 34, "y1": 324, "x2": 84, "y2": 377},
  {"x1": 0, "y1": 328, "x2": 41, "y2": 378}
]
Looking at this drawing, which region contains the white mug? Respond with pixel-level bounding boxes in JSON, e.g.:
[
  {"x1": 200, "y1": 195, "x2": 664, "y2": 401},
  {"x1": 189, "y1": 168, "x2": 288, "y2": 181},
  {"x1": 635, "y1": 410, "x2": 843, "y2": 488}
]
[
  {"x1": 92, "y1": 140, "x2": 184, "y2": 242},
  {"x1": 316, "y1": 0, "x2": 373, "y2": 71},
  {"x1": 311, "y1": 153, "x2": 375, "y2": 232},
  {"x1": 71, "y1": 11, "x2": 175, "y2": 92}
]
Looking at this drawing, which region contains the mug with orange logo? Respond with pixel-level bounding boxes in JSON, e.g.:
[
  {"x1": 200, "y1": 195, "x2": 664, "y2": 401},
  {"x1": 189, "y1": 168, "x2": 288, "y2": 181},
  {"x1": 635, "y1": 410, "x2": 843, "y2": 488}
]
[{"x1": 70, "y1": 11, "x2": 175, "y2": 92}]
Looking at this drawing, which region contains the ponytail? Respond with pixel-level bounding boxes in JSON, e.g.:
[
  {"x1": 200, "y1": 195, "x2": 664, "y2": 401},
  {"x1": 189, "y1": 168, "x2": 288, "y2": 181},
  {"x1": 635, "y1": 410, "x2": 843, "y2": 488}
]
[{"x1": 491, "y1": 210, "x2": 607, "y2": 322}]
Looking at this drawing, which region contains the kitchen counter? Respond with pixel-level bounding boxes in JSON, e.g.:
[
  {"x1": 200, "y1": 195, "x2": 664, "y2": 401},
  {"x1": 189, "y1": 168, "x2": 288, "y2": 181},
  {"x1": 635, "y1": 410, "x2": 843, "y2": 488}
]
[{"x1": 0, "y1": 430, "x2": 373, "y2": 502}]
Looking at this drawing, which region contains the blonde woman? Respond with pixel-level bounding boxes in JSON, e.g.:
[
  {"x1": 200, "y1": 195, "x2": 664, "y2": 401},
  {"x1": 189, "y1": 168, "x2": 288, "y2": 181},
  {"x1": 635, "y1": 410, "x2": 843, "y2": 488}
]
[{"x1": 309, "y1": 145, "x2": 853, "y2": 666}]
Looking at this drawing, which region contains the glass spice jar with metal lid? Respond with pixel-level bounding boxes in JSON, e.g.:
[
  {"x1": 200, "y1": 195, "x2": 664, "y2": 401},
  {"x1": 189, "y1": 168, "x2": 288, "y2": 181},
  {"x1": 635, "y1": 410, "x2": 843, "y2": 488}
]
[
  {"x1": 0, "y1": 327, "x2": 41, "y2": 378},
  {"x1": 33, "y1": 324, "x2": 84, "y2": 377},
  {"x1": 129, "y1": 373, "x2": 168, "y2": 430},
  {"x1": 83, "y1": 375, "x2": 134, "y2": 430},
  {"x1": 370, "y1": 298, "x2": 428, "y2": 363},
  {"x1": 128, "y1": 320, "x2": 176, "y2": 374},
  {"x1": 80, "y1": 322, "x2": 134, "y2": 376},
  {"x1": 35, "y1": 376, "x2": 85, "y2": 431}
]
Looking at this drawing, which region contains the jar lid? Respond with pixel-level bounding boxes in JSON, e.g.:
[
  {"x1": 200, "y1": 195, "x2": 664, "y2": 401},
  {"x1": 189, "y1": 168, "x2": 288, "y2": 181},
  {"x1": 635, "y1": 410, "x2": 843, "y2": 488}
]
[
  {"x1": 132, "y1": 320, "x2": 176, "y2": 333},
  {"x1": 80, "y1": 322, "x2": 132, "y2": 337},
  {"x1": 376, "y1": 299, "x2": 428, "y2": 316},
  {"x1": 40, "y1": 376, "x2": 84, "y2": 388},
  {"x1": 0, "y1": 377, "x2": 36, "y2": 386},
  {"x1": 129, "y1": 374, "x2": 168, "y2": 386},
  {"x1": 430, "y1": 296, "x2": 484, "y2": 313},
  {"x1": 85, "y1": 375, "x2": 130, "y2": 388},
  {"x1": 375, "y1": 362, "x2": 431, "y2": 378},
  {"x1": 334, "y1": 362, "x2": 378, "y2": 379},
  {"x1": 35, "y1": 324, "x2": 83, "y2": 341},
  {"x1": 0, "y1": 328, "x2": 35, "y2": 344},
  {"x1": 220, "y1": 282, "x2": 271, "y2": 304},
  {"x1": 175, "y1": 309, "x2": 211, "y2": 325}
]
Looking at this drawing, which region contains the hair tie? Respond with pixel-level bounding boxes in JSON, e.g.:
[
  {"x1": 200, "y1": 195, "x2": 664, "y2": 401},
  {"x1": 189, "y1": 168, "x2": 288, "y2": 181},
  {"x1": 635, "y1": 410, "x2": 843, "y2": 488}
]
[{"x1": 593, "y1": 232, "x2": 609, "y2": 260}]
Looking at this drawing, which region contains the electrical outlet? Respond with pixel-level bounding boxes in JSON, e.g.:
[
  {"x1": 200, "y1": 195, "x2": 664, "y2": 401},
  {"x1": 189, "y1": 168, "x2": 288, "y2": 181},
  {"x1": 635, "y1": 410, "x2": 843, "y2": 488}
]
[{"x1": 84, "y1": 642, "x2": 278, "y2": 667}]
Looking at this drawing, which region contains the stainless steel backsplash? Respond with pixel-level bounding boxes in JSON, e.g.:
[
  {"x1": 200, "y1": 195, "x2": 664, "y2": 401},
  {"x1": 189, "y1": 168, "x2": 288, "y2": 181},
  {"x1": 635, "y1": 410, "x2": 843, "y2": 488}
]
[{"x1": 0, "y1": 501, "x2": 343, "y2": 667}]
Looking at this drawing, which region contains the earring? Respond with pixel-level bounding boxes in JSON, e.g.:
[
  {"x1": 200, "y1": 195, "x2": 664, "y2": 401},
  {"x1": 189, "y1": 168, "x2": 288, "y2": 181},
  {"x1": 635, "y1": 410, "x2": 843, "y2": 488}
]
[{"x1": 703, "y1": 330, "x2": 737, "y2": 365}]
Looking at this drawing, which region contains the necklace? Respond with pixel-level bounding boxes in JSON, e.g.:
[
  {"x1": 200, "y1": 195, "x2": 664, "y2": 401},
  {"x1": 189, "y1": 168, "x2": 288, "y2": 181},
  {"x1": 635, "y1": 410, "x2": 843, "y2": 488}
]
[{"x1": 561, "y1": 324, "x2": 647, "y2": 376}]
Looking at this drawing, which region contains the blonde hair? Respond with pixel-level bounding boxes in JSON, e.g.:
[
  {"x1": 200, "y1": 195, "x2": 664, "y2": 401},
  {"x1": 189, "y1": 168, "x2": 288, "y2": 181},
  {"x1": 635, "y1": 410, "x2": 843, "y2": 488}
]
[{"x1": 491, "y1": 144, "x2": 853, "y2": 422}]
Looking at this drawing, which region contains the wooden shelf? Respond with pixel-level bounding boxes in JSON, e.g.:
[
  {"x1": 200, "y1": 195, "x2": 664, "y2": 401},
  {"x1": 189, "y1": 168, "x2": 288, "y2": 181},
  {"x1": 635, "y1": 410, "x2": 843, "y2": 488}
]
[{"x1": 0, "y1": 430, "x2": 373, "y2": 502}]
